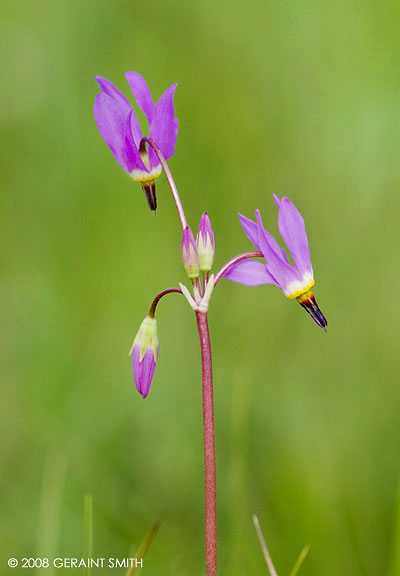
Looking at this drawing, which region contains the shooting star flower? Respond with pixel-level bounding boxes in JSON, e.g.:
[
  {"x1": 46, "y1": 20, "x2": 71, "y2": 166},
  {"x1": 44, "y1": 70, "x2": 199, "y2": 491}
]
[
  {"x1": 222, "y1": 195, "x2": 327, "y2": 329},
  {"x1": 94, "y1": 72, "x2": 178, "y2": 211}
]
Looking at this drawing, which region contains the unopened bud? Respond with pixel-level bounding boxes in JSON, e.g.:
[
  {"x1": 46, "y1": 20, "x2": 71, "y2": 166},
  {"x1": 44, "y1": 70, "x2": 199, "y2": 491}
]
[
  {"x1": 181, "y1": 226, "x2": 200, "y2": 279},
  {"x1": 129, "y1": 316, "x2": 159, "y2": 398},
  {"x1": 196, "y1": 212, "x2": 215, "y2": 272}
]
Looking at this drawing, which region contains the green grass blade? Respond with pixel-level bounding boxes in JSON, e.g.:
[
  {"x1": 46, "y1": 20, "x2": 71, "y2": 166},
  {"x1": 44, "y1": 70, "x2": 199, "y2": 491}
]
[
  {"x1": 288, "y1": 545, "x2": 309, "y2": 576},
  {"x1": 125, "y1": 514, "x2": 164, "y2": 576},
  {"x1": 253, "y1": 515, "x2": 279, "y2": 576},
  {"x1": 36, "y1": 453, "x2": 67, "y2": 576}
]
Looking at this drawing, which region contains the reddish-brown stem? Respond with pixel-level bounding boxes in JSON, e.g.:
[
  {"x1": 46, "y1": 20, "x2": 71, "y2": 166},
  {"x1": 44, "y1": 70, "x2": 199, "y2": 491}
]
[
  {"x1": 141, "y1": 137, "x2": 187, "y2": 231},
  {"x1": 148, "y1": 287, "x2": 182, "y2": 318},
  {"x1": 214, "y1": 251, "x2": 264, "y2": 286},
  {"x1": 196, "y1": 311, "x2": 217, "y2": 576}
]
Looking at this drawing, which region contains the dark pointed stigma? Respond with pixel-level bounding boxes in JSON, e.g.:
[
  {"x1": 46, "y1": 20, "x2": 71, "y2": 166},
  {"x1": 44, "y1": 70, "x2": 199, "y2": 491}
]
[
  {"x1": 298, "y1": 293, "x2": 327, "y2": 330},
  {"x1": 142, "y1": 181, "x2": 157, "y2": 212}
]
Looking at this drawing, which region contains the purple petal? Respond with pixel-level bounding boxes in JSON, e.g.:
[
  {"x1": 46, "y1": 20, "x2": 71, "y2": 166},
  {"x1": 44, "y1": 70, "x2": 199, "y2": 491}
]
[
  {"x1": 197, "y1": 212, "x2": 214, "y2": 249},
  {"x1": 222, "y1": 259, "x2": 277, "y2": 286},
  {"x1": 280, "y1": 247, "x2": 289, "y2": 263},
  {"x1": 181, "y1": 225, "x2": 200, "y2": 278},
  {"x1": 255, "y1": 210, "x2": 284, "y2": 259},
  {"x1": 94, "y1": 93, "x2": 136, "y2": 172},
  {"x1": 125, "y1": 71, "x2": 156, "y2": 124},
  {"x1": 238, "y1": 214, "x2": 259, "y2": 249},
  {"x1": 255, "y1": 210, "x2": 301, "y2": 290},
  {"x1": 149, "y1": 83, "x2": 178, "y2": 168},
  {"x1": 129, "y1": 108, "x2": 143, "y2": 149},
  {"x1": 240, "y1": 211, "x2": 284, "y2": 258},
  {"x1": 273, "y1": 194, "x2": 281, "y2": 208},
  {"x1": 275, "y1": 196, "x2": 313, "y2": 276},
  {"x1": 182, "y1": 226, "x2": 198, "y2": 260},
  {"x1": 125, "y1": 110, "x2": 148, "y2": 173},
  {"x1": 95, "y1": 76, "x2": 131, "y2": 113},
  {"x1": 132, "y1": 346, "x2": 157, "y2": 399}
]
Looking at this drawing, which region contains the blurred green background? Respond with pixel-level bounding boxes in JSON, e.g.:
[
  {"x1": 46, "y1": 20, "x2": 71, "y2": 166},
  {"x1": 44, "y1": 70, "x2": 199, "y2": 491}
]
[{"x1": 1, "y1": 1, "x2": 400, "y2": 574}]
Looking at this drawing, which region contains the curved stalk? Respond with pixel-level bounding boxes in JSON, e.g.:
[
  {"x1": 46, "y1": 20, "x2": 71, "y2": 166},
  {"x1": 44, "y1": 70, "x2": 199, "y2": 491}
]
[
  {"x1": 148, "y1": 288, "x2": 182, "y2": 318},
  {"x1": 141, "y1": 137, "x2": 187, "y2": 231},
  {"x1": 214, "y1": 251, "x2": 263, "y2": 286}
]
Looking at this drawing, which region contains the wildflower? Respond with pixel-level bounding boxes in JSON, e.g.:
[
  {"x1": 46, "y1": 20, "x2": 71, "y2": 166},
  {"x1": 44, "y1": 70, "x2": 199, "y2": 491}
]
[
  {"x1": 196, "y1": 212, "x2": 215, "y2": 273},
  {"x1": 223, "y1": 195, "x2": 327, "y2": 328},
  {"x1": 94, "y1": 72, "x2": 178, "y2": 211},
  {"x1": 182, "y1": 226, "x2": 200, "y2": 280},
  {"x1": 129, "y1": 315, "x2": 159, "y2": 398}
]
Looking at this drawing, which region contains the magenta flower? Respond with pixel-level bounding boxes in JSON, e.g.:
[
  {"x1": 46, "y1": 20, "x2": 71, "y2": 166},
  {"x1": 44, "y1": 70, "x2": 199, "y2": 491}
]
[
  {"x1": 94, "y1": 72, "x2": 178, "y2": 211},
  {"x1": 223, "y1": 195, "x2": 327, "y2": 328},
  {"x1": 129, "y1": 316, "x2": 159, "y2": 398}
]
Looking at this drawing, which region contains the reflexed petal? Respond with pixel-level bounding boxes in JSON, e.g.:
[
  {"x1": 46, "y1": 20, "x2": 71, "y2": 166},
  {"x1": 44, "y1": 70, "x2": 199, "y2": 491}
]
[
  {"x1": 223, "y1": 259, "x2": 277, "y2": 286},
  {"x1": 255, "y1": 210, "x2": 284, "y2": 258},
  {"x1": 273, "y1": 194, "x2": 281, "y2": 209},
  {"x1": 94, "y1": 93, "x2": 136, "y2": 172},
  {"x1": 280, "y1": 247, "x2": 289, "y2": 263},
  {"x1": 255, "y1": 210, "x2": 301, "y2": 290},
  {"x1": 239, "y1": 213, "x2": 259, "y2": 249},
  {"x1": 129, "y1": 107, "x2": 143, "y2": 148},
  {"x1": 125, "y1": 110, "x2": 148, "y2": 173},
  {"x1": 126, "y1": 71, "x2": 156, "y2": 124},
  {"x1": 95, "y1": 76, "x2": 131, "y2": 113},
  {"x1": 149, "y1": 83, "x2": 178, "y2": 168},
  {"x1": 132, "y1": 347, "x2": 157, "y2": 399},
  {"x1": 274, "y1": 195, "x2": 313, "y2": 276}
]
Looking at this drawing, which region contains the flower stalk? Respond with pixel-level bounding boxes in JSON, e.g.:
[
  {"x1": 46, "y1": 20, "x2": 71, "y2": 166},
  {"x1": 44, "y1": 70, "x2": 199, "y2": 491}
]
[
  {"x1": 141, "y1": 137, "x2": 187, "y2": 231},
  {"x1": 196, "y1": 311, "x2": 217, "y2": 576},
  {"x1": 215, "y1": 251, "x2": 263, "y2": 286},
  {"x1": 148, "y1": 287, "x2": 182, "y2": 318}
]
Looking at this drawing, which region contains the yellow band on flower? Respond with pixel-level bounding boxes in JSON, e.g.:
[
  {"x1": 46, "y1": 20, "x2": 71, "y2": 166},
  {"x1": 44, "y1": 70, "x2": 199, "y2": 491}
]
[
  {"x1": 295, "y1": 285, "x2": 316, "y2": 303},
  {"x1": 287, "y1": 279, "x2": 315, "y2": 300}
]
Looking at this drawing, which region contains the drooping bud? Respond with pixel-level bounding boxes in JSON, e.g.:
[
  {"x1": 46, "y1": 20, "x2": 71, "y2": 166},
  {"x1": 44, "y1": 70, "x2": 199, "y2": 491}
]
[
  {"x1": 181, "y1": 226, "x2": 200, "y2": 280},
  {"x1": 196, "y1": 212, "x2": 215, "y2": 273},
  {"x1": 129, "y1": 316, "x2": 159, "y2": 398}
]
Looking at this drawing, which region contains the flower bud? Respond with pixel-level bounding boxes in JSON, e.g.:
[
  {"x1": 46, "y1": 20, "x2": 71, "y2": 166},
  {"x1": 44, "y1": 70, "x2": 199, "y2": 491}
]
[
  {"x1": 181, "y1": 226, "x2": 200, "y2": 279},
  {"x1": 196, "y1": 212, "x2": 215, "y2": 272},
  {"x1": 130, "y1": 316, "x2": 159, "y2": 398}
]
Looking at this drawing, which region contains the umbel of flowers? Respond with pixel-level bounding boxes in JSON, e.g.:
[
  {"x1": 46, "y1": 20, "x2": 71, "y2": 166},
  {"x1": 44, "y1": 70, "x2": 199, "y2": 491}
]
[{"x1": 94, "y1": 71, "x2": 327, "y2": 576}]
